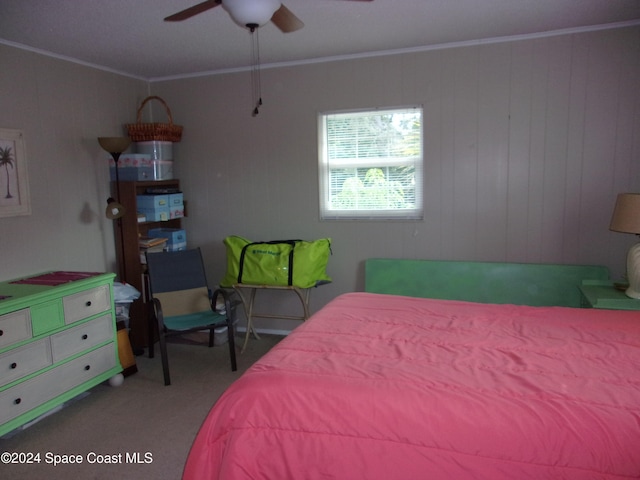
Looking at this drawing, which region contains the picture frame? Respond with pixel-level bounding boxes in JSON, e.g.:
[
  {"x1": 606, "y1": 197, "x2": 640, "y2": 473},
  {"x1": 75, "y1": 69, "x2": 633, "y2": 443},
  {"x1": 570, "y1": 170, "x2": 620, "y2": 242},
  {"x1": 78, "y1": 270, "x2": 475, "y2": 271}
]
[{"x1": 0, "y1": 128, "x2": 31, "y2": 217}]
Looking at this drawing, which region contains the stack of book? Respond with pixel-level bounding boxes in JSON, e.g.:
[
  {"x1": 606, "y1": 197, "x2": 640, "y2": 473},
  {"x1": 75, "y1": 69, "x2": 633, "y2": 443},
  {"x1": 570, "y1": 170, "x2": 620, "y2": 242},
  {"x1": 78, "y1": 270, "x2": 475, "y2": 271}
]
[{"x1": 139, "y1": 236, "x2": 167, "y2": 263}]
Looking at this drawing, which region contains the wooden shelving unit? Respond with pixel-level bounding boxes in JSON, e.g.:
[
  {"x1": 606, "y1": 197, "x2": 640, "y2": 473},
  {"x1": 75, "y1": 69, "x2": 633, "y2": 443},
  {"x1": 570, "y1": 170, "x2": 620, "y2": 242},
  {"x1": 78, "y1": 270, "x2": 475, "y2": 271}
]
[{"x1": 111, "y1": 179, "x2": 182, "y2": 349}]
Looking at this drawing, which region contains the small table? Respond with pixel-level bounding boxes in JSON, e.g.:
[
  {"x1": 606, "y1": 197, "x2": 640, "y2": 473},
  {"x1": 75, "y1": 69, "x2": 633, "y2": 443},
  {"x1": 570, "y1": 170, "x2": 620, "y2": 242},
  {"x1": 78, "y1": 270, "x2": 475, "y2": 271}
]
[
  {"x1": 579, "y1": 280, "x2": 640, "y2": 310},
  {"x1": 231, "y1": 284, "x2": 312, "y2": 353}
]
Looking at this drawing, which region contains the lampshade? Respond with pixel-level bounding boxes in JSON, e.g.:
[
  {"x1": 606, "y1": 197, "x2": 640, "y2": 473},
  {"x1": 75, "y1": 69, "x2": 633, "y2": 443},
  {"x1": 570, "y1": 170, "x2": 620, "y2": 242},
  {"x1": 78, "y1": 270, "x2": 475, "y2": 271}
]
[
  {"x1": 610, "y1": 193, "x2": 640, "y2": 234},
  {"x1": 223, "y1": 0, "x2": 280, "y2": 28},
  {"x1": 98, "y1": 137, "x2": 131, "y2": 154},
  {"x1": 610, "y1": 193, "x2": 640, "y2": 299}
]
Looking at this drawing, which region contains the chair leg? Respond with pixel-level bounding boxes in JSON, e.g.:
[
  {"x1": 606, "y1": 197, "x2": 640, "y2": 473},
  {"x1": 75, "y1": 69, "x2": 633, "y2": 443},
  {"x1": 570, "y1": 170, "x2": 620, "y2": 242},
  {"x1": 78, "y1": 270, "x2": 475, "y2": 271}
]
[
  {"x1": 227, "y1": 316, "x2": 237, "y2": 371},
  {"x1": 213, "y1": 288, "x2": 238, "y2": 372},
  {"x1": 156, "y1": 315, "x2": 171, "y2": 386},
  {"x1": 148, "y1": 313, "x2": 155, "y2": 359},
  {"x1": 208, "y1": 327, "x2": 214, "y2": 348}
]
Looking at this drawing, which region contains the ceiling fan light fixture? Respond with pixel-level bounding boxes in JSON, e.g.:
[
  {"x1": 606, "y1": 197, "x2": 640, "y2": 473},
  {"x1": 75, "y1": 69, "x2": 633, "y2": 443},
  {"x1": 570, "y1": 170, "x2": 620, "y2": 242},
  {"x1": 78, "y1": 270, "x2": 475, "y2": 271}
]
[{"x1": 222, "y1": 0, "x2": 281, "y2": 29}]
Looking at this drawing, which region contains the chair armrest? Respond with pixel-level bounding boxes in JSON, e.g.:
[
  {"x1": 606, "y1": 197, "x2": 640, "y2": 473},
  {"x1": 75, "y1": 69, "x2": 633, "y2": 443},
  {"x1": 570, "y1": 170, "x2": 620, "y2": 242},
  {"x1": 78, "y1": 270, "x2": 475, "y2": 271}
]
[
  {"x1": 211, "y1": 289, "x2": 235, "y2": 323},
  {"x1": 151, "y1": 297, "x2": 164, "y2": 323}
]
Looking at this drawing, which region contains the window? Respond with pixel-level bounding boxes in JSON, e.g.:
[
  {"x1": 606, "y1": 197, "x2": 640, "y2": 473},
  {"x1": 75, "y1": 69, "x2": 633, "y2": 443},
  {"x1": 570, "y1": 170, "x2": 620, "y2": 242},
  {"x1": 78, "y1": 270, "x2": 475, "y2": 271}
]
[{"x1": 318, "y1": 106, "x2": 423, "y2": 220}]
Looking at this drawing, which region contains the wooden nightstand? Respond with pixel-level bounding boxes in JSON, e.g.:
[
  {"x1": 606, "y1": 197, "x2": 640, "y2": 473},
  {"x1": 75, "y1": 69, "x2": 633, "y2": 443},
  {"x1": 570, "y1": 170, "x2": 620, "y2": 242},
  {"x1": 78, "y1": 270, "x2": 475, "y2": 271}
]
[{"x1": 579, "y1": 280, "x2": 640, "y2": 310}]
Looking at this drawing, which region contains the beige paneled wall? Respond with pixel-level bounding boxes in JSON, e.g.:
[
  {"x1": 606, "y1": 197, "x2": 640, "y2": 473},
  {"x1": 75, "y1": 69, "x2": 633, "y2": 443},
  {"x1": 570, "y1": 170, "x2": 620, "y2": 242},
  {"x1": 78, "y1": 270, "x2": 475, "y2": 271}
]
[
  {"x1": 2, "y1": 26, "x2": 637, "y2": 334},
  {"x1": 150, "y1": 26, "x2": 639, "y2": 332},
  {"x1": 0, "y1": 45, "x2": 148, "y2": 281}
]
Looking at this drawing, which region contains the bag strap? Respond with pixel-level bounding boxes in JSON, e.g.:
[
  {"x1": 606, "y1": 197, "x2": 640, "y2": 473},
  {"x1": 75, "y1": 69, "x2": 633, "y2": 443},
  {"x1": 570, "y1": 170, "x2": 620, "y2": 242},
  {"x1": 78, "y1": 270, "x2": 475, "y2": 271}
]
[
  {"x1": 284, "y1": 241, "x2": 296, "y2": 286},
  {"x1": 237, "y1": 242, "x2": 256, "y2": 284},
  {"x1": 237, "y1": 240, "x2": 300, "y2": 285}
]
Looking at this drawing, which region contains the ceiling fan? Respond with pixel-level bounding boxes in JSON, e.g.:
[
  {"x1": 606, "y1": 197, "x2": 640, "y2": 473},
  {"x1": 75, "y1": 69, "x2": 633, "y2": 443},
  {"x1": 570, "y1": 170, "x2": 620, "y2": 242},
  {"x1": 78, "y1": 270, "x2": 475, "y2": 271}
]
[
  {"x1": 165, "y1": 0, "x2": 373, "y2": 116},
  {"x1": 165, "y1": 0, "x2": 373, "y2": 33}
]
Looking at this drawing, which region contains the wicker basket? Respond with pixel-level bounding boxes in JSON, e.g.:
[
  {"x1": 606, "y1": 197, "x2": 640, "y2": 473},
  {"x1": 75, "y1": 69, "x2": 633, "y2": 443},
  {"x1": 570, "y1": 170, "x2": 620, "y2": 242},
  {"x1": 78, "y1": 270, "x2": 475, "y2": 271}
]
[{"x1": 126, "y1": 96, "x2": 183, "y2": 142}]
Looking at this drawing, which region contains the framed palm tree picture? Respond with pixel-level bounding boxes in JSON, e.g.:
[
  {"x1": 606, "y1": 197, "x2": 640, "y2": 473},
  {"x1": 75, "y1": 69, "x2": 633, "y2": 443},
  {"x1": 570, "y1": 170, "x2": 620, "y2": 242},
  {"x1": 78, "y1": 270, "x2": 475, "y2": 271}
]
[{"x1": 0, "y1": 128, "x2": 30, "y2": 217}]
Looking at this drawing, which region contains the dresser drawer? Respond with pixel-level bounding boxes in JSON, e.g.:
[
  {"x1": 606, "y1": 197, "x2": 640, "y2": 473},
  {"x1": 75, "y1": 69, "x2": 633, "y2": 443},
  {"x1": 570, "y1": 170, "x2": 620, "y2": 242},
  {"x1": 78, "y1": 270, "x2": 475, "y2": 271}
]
[
  {"x1": 0, "y1": 309, "x2": 32, "y2": 350},
  {"x1": 0, "y1": 343, "x2": 116, "y2": 425},
  {"x1": 62, "y1": 284, "x2": 112, "y2": 324},
  {"x1": 0, "y1": 339, "x2": 52, "y2": 388},
  {"x1": 50, "y1": 314, "x2": 114, "y2": 363},
  {"x1": 31, "y1": 299, "x2": 64, "y2": 337}
]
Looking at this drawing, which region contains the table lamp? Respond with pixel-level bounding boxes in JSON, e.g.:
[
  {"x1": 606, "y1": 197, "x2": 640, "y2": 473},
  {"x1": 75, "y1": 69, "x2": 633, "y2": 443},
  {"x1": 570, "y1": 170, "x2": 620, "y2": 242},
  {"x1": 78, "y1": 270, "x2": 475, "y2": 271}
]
[{"x1": 609, "y1": 193, "x2": 640, "y2": 298}]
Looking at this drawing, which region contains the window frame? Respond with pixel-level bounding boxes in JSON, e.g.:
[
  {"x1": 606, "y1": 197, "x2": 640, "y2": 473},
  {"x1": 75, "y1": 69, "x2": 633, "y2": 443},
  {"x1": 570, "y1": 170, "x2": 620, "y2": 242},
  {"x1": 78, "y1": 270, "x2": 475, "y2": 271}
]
[{"x1": 318, "y1": 106, "x2": 424, "y2": 221}]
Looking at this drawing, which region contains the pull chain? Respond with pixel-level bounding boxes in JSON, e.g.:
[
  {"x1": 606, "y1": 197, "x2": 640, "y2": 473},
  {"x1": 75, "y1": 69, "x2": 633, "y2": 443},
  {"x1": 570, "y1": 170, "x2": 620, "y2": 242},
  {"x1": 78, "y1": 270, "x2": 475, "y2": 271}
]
[{"x1": 249, "y1": 25, "x2": 262, "y2": 116}]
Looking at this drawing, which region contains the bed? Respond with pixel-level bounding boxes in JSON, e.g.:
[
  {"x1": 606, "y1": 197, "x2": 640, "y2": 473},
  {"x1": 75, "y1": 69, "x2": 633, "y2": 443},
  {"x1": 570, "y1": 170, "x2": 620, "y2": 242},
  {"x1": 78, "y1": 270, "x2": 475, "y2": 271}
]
[{"x1": 182, "y1": 292, "x2": 640, "y2": 479}]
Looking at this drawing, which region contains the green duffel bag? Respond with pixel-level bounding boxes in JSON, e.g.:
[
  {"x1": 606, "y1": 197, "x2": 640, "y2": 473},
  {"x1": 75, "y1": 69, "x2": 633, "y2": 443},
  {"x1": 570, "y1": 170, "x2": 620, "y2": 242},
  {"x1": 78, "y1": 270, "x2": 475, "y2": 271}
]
[{"x1": 220, "y1": 236, "x2": 332, "y2": 288}]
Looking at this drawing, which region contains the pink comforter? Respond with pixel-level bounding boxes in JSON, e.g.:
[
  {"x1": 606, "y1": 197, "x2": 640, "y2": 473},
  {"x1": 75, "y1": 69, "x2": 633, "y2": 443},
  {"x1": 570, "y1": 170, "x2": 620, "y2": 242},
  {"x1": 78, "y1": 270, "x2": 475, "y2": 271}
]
[{"x1": 183, "y1": 292, "x2": 640, "y2": 479}]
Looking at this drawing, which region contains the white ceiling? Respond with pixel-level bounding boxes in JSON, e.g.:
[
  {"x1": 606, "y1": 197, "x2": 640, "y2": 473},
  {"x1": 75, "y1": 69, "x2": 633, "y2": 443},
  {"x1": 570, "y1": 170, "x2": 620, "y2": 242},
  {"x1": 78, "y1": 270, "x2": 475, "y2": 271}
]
[{"x1": 1, "y1": 0, "x2": 639, "y2": 81}]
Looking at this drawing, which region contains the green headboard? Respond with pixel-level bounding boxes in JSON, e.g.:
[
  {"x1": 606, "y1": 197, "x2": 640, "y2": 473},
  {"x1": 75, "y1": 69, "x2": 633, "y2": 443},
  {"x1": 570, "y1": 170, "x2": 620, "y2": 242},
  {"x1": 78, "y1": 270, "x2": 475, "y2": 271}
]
[{"x1": 365, "y1": 258, "x2": 610, "y2": 308}]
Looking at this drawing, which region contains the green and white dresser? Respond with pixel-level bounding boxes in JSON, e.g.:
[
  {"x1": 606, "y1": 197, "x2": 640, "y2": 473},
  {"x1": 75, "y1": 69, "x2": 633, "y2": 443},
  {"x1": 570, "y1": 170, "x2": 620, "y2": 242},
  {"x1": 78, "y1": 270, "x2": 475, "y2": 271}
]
[{"x1": 0, "y1": 271, "x2": 122, "y2": 436}]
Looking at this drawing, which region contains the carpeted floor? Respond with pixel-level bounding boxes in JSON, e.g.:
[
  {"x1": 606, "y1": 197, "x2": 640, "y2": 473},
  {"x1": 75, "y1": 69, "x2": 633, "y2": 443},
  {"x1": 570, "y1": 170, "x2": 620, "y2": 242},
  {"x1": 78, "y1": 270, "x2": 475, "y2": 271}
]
[{"x1": 0, "y1": 333, "x2": 283, "y2": 480}]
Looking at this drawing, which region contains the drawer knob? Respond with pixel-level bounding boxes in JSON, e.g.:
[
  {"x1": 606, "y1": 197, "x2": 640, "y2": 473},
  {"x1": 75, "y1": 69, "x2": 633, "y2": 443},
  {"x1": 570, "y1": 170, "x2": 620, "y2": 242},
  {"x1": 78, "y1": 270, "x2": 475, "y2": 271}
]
[
  {"x1": 85, "y1": 301, "x2": 92, "y2": 307},
  {"x1": 10, "y1": 362, "x2": 17, "y2": 369},
  {"x1": 14, "y1": 398, "x2": 21, "y2": 405},
  {"x1": 84, "y1": 365, "x2": 91, "y2": 371},
  {"x1": 82, "y1": 334, "x2": 88, "y2": 340},
  {"x1": 0, "y1": 329, "x2": 3, "y2": 336}
]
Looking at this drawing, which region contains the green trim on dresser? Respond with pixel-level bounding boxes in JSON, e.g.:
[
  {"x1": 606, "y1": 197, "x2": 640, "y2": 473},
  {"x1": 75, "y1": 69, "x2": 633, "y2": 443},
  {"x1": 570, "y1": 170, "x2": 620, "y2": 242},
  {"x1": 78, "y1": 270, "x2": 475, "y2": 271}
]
[{"x1": 0, "y1": 272, "x2": 122, "y2": 437}]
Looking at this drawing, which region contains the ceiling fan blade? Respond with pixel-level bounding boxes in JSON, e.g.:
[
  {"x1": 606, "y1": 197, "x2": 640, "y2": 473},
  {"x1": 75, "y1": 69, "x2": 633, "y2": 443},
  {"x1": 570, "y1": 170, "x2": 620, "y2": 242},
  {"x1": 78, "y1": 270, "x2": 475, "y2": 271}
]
[
  {"x1": 164, "y1": 0, "x2": 221, "y2": 22},
  {"x1": 271, "y1": 4, "x2": 304, "y2": 33}
]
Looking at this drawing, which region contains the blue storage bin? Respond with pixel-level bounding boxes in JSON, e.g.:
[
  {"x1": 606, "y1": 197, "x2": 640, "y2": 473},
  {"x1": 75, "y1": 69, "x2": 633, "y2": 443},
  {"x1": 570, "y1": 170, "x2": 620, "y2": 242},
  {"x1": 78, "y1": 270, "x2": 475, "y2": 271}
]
[
  {"x1": 138, "y1": 207, "x2": 170, "y2": 222},
  {"x1": 168, "y1": 193, "x2": 184, "y2": 206},
  {"x1": 148, "y1": 228, "x2": 186, "y2": 245},
  {"x1": 165, "y1": 241, "x2": 187, "y2": 252},
  {"x1": 170, "y1": 205, "x2": 185, "y2": 219},
  {"x1": 110, "y1": 166, "x2": 155, "y2": 181},
  {"x1": 137, "y1": 194, "x2": 169, "y2": 208},
  {"x1": 109, "y1": 154, "x2": 154, "y2": 181}
]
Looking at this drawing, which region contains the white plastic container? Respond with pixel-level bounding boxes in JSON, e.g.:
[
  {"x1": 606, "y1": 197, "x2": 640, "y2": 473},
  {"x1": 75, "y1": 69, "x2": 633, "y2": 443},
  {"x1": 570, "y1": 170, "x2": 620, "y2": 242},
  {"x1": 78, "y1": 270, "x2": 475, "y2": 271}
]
[
  {"x1": 136, "y1": 141, "x2": 173, "y2": 160},
  {"x1": 152, "y1": 160, "x2": 173, "y2": 180},
  {"x1": 214, "y1": 326, "x2": 228, "y2": 346}
]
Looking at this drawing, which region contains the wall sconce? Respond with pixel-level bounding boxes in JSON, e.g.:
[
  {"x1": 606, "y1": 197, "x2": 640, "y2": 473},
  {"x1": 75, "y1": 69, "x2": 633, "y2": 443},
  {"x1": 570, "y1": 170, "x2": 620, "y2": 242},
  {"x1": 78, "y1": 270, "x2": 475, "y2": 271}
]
[
  {"x1": 98, "y1": 136, "x2": 131, "y2": 220},
  {"x1": 609, "y1": 193, "x2": 640, "y2": 298}
]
